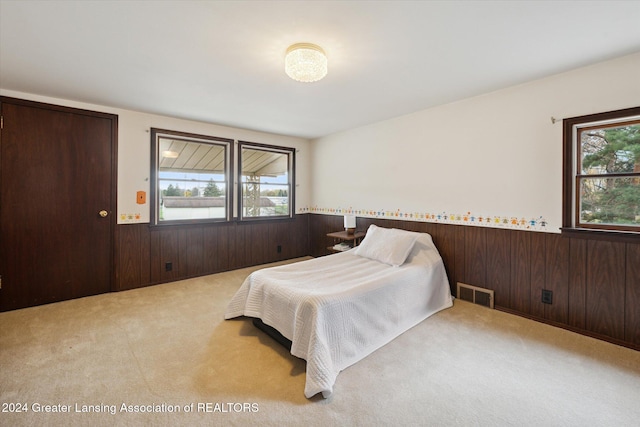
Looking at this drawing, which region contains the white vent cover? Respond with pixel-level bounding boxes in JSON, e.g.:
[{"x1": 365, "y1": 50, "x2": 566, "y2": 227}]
[{"x1": 457, "y1": 282, "x2": 494, "y2": 309}]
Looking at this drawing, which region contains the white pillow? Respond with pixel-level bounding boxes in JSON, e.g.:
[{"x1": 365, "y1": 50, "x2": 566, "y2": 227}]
[{"x1": 353, "y1": 224, "x2": 418, "y2": 267}]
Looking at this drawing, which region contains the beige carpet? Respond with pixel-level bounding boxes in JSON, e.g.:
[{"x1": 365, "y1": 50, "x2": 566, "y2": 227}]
[{"x1": 1, "y1": 258, "x2": 639, "y2": 427}]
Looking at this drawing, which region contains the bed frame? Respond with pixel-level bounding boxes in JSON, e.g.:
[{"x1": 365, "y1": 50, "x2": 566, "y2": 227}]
[{"x1": 252, "y1": 317, "x2": 292, "y2": 351}]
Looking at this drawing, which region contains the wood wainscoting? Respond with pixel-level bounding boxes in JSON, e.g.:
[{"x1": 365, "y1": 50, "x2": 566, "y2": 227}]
[
  {"x1": 114, "y1": 213, "x2": 638, "y2": 350},
  {"x1": 308, "y1": 214, "x2": 640, "y2": 351},
  {"x1": 115, "y1": 215, "x2": 309, "y2": 291}
]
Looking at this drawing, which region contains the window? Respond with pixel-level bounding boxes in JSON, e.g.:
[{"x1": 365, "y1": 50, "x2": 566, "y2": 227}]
[
  {"x1": 238, "y1": 141, "x2": 295, "y2": 220},
  {"x1": 151, "y1": 128, "x2": 233, "y2": 225},
  {"x1": 562, "y1": 107, "x2": 640, "y2": 236}
]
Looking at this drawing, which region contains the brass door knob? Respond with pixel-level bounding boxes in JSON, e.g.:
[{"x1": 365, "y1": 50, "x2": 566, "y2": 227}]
[{"x1": 99, "y1": 210, "x2": 109, "y2": 218}]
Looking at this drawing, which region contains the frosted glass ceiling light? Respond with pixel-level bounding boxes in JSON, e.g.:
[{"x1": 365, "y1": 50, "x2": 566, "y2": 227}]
[{"x1": 285, "y1": 43, "x2": 327, "y2": 82}]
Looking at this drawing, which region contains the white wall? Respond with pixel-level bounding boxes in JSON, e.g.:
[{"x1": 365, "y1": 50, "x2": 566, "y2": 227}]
[
  {"x1": 310, "y1": 53, "x2": 640, "y2": 233},
  {"x1": 3, "y1": 53, "x2": 638, "y2": 231},
  {"x1": 0, "y1": 89, "x2": 311, "y2": 224}
]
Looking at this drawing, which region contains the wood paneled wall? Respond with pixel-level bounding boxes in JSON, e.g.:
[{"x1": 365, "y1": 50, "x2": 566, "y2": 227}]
[
  {"x1": 115, "y1": 215, "x2": 309, "y2": 291},
  {"x1": 114, "y1": 213, "x2": 638, "y2": 350},
  {"x1": 308, "y1": 214, "x2": 640, "y2": 350}
]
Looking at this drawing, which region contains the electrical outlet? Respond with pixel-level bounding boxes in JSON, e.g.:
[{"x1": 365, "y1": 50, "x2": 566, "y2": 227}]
[
  {"x1": 277, "y1": 245, "x2": 282, "y2": 253},
  {"x1": 541, "y1": 289, "x2": 553, "y2": 304},
  {"x1": 165, "y1": 262, "x2": 173, "y2": 272}
]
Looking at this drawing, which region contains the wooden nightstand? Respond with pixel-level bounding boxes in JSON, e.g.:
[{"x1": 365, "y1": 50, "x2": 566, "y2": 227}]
[{"x1": 327, "y1": 230, "x2": 366, "y2": 253}]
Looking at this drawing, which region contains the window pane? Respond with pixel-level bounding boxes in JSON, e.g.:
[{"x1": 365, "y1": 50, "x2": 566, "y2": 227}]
[
  {"x1": 155, "y1": 134, "x2": 229, "y2": 223},
  {"x1": 240, "y1": 147, "x2": 292, "y2": 218},
  {"x1": 579, "y1": 176, "x2": 640, "y2": 226},
  {"x1": 580, "y1": 123, "x2": 640, "y2": 175}
]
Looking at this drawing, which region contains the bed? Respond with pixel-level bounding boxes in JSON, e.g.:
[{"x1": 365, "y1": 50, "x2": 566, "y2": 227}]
[{"x1": 224, "y1": 225, "x2": 453, "y2": 398}]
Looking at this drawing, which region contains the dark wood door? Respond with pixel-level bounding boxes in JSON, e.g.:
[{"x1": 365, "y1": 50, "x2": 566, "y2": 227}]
[{"x1": 0, "y1": 98, "x2": 117, "y2": 311}]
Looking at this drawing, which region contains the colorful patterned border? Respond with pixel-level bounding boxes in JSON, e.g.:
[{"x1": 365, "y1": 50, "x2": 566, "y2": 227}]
[
  {"x1": 298, "y1": 206, "x2": 550, "y2": 231},
  {"x1": 118, "y1": 207, "x2": 551, "y2": 231},
  {"x1": 120, "y1": 213, "x2": 142, "y2": 223}
]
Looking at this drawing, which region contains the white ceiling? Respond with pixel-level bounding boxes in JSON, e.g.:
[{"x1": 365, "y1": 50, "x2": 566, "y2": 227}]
[{"x1": 1, "y1": 1, "x2": 639, "y2": 139}]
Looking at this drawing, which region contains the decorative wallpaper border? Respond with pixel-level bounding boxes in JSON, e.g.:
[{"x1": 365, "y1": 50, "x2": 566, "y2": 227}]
[
  {"x1": 120, "y1": 213, "x2": 143, "y2": 223},
  {"x1": 118, "y1": 207, "x2": 551, "y2": 231},
  {"x1": 298, "y1": 206, "x2": 550, "y2": 232}
]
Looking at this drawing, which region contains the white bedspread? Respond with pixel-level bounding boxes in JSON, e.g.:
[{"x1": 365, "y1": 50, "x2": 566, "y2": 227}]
[{"x1": 224, "y1": 231, "x2": 453, "y2": 398}]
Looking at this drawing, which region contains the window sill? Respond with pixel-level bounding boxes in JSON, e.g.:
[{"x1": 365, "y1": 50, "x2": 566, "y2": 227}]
[
  {"x1": 561, "y1": 227, "x2": 640, "y2": 243},
  {"x1": 149, "y1": 218, "x2": 231, "y2": 229}
]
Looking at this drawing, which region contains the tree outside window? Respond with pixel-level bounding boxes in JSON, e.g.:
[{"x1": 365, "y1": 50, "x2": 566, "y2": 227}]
[{"x1": 579, "y1": 123, "x2": 640, "y2": 227}]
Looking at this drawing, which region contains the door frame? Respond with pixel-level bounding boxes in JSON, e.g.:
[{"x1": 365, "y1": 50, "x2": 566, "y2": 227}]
[{"x1": 0, "y1": 96, "x2": 119, "y2": 296}]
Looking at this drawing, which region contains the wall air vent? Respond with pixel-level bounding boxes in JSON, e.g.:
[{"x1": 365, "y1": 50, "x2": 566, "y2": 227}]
[{"x1": 456, "y1": 282, "x2": 494, "y2": 309}]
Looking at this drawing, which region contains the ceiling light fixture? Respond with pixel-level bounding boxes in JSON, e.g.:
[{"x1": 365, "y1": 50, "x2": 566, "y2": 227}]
[{"x1": 285, "y1": 43, "x2": 327, "y2": 83}]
